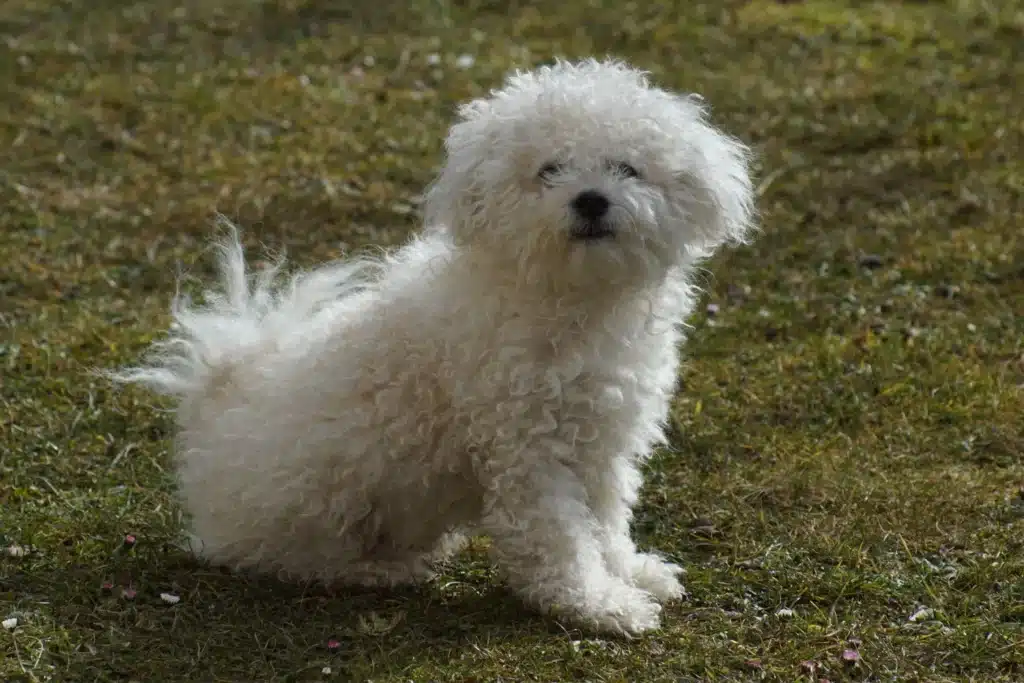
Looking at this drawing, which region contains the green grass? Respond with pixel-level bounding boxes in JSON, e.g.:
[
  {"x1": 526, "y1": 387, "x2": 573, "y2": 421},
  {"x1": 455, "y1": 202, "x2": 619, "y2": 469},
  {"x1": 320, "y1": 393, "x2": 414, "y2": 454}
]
[{"x1": 1, "y1": 0, "x2": 1022, "y2": 680}]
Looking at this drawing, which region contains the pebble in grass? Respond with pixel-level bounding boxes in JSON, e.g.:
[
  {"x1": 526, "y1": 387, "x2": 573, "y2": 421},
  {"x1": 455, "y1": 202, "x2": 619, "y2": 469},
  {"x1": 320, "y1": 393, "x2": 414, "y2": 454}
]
[
  {"x1": 909, "y1": 606, "x2": 934, "y2": 622},
  {"x1": 5, "y1": 544, "x2": 28, "y2": 557},
  {"x1": 160, "y1": 593, "x2": 181, "y2": 605}
]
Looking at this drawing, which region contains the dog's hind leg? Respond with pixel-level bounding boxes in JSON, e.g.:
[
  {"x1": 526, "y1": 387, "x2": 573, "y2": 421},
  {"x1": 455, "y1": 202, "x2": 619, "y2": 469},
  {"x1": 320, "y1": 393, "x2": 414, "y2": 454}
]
[
  {"x1": 340, "y1": 556, "x2": 436, "y2": 588},
  {"x1": 427, "y1": 528, "x2": 471, "y2": 563},
  {"x1": 333, "y1": 528, "x2": 470, "y2": 588}
]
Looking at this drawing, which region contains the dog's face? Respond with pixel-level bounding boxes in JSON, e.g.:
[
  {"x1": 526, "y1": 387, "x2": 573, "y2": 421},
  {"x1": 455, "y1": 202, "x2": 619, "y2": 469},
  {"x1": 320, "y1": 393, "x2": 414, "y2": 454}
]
[{"x1": 425, "y1": 59, "x2": 755, "y2": 290}]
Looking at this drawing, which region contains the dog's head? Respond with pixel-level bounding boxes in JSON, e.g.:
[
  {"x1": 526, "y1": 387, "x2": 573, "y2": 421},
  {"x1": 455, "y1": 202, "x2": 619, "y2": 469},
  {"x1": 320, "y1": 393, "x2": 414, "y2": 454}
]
[{"x1": 425, "y1": 59, "x2": 755, "y2": 289}]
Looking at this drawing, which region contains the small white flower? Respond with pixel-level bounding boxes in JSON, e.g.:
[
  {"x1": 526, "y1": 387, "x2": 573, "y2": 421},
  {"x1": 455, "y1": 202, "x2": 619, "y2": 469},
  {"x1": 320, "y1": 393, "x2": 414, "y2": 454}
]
[
  {"x1": 455, "y1": 54, "x2": 475, "y2": 69},
  {"x1": 2, "y1": 617, "x2": 17, "y2": 630},
  {"x1": 321, "y1": 667, "x2": 332, "y2": 675},
  {"x1": 426, "y1": 53, "x2": 441, "y2": 66},
  {"x1": 159, "y1": 593, "x2": 181, "y2": 605},
  {"x1": 775, "y1": 608, "x2": 795, "y2": 618}
]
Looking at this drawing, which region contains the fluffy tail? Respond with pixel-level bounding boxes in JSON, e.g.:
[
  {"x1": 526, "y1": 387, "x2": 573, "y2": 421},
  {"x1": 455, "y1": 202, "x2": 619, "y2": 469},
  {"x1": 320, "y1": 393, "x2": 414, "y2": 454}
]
[{"x1": 110, "y1": 222, "x2": 381, "y2": 399}]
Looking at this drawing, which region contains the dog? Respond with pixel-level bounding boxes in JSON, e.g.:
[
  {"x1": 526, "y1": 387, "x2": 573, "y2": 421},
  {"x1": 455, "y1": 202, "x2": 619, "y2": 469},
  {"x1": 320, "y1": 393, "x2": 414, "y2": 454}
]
[{"x1": 115, "y1": 58, "x2": 755, "y2": 634}]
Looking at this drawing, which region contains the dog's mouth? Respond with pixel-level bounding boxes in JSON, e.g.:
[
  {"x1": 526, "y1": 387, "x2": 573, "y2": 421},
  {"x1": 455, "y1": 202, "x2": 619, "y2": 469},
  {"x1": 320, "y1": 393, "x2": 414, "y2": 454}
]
[{"x1": 570, "y1": 220, "x2": 615, "y2": 242}]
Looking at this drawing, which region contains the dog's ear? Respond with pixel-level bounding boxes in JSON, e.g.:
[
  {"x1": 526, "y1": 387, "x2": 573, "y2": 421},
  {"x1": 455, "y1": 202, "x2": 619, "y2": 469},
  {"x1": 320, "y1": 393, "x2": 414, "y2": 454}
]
[
  {"x1": 667, "y1": 95, "x2": 757, "y2": 253},
  {"x1": 423, "y1": 117, "x2": 487, "y2": 242},
  {"x1": 423, "y1": 103, "x2": 495, "y2": 241},
  {"x1": 688, "y1": 126, "x2": 756, "y2": 251}
]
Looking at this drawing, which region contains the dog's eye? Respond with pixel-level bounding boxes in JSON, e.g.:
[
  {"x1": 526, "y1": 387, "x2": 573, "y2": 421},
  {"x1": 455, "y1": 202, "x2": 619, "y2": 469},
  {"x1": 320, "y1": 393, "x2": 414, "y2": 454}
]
[
  {"x1": 538, "y1": 162, "x2": 564, "y2": 183},
  {"x1": 611, "y1": 162, "x2": 641, "y2": 179}
]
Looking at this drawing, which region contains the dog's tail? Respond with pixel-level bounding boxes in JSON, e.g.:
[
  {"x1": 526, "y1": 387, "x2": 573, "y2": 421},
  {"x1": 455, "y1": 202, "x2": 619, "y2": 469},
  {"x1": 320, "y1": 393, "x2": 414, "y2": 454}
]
[{"x1": 110, "y1": 220, "x2": 381, "y2": 400}]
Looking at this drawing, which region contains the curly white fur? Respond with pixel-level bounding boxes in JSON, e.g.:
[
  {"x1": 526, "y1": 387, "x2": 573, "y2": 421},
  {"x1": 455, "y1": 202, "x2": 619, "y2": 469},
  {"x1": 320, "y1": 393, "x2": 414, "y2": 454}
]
[{"x1": 114, "y1": 58, "x2": 755, "y2": 635}]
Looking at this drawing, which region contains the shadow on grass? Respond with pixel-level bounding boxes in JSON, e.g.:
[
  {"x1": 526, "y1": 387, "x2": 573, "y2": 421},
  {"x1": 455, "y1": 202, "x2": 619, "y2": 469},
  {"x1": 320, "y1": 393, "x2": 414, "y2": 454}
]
[{"x1": 7, "y1": 544, "x2": 555, "y2": 680}]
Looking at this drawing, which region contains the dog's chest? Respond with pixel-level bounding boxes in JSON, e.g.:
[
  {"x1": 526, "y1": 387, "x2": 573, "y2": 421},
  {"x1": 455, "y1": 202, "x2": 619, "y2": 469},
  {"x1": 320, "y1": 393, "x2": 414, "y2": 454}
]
[{"x1": 451, "y1": 320, "x2": 679, "y2": 450}]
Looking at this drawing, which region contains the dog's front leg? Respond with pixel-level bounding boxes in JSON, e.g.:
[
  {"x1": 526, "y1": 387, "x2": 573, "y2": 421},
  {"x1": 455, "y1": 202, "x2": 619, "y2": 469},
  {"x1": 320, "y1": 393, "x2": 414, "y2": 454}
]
[
  {"x1": 479, "y1": 459, "x2": 662, "y2": 635},
  {"x1": 587, "y1": 456, "x2": 686, "y2": 602}
]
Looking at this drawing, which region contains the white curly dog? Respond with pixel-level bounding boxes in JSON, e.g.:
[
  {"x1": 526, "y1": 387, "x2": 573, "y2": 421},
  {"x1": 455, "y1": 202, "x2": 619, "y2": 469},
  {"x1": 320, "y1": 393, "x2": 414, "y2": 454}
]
[{"x1": 116, "y1": 58, "x2": 755, "y2": 635}]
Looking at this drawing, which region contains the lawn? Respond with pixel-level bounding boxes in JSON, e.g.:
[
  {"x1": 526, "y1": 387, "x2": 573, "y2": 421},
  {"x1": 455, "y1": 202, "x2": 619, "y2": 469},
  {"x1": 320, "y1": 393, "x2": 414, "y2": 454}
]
[{"x1": 1, "y1": 0, "x2": 1022, "y2": 681}]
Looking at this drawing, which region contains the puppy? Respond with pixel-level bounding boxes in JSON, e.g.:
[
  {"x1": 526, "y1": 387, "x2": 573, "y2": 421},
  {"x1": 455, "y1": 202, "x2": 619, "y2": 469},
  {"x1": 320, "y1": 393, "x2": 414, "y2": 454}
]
[{"x1": 116, "y1": 58, "x2": 755, "y2": 634}]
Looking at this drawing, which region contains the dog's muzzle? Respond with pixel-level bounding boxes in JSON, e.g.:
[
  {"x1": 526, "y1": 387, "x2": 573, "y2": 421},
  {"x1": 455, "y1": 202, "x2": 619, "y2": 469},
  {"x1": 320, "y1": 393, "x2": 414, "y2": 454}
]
[{"x1": 570, "y1": 190, "x2": 614, "y2": 241}]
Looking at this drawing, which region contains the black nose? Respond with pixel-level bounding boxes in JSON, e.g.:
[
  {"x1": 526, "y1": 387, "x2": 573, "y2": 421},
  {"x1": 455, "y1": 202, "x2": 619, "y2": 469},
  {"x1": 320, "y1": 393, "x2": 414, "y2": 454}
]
[{"x1": 571, "y1": 191, "x2": 610, "y2": 220}]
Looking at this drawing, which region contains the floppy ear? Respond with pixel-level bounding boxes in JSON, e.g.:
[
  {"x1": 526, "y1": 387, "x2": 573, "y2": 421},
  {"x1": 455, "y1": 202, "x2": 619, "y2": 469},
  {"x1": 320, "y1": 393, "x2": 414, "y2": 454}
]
[
  {"x1": 423, "y1": 99, "x2": 496, "y2": 242},
  {"x1": 683, "y1": 125, "x2": 756, "y2": 252},
  {"x1": 668, "y1": 95, "x2": 756, "y2": 253}
]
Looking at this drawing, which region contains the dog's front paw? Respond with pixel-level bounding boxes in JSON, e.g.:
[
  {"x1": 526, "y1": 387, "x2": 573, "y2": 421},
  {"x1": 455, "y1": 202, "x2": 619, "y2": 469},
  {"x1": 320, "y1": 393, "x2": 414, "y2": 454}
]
[
  {"x1": 551, "y1": 582, "x2": 663, "y2": 635},
  {"x1": 586, "y1": 584, "x2": 663, "y2": 635},
  {"x1": 628, "y1": 553, "x2": 686, "y2": 601}
]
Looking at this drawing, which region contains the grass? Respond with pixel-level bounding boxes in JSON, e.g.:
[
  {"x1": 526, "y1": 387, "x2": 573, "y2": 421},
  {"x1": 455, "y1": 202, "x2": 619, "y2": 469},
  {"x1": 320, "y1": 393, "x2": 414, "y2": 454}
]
[{"x1": 1, "y1": 0, "x2": 1022, "y2": 680}]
